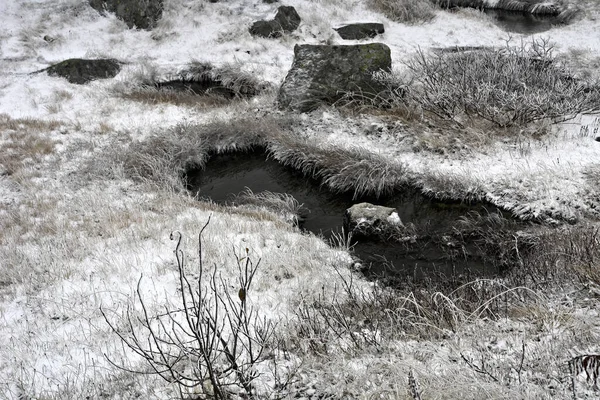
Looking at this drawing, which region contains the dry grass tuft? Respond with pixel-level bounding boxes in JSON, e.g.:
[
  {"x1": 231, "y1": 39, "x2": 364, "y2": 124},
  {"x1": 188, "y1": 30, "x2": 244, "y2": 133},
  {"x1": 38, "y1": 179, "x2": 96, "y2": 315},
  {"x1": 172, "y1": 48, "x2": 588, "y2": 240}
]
[
  {"x1": 0, "y1": 113, "x2": 62, "y2": 132},
  {"x1": 434, "y1": 0, "x2": 574, "y2": 17},
  {"x1": 0, "y1": 114, "x2": 62, "y2": 176},
  {"x1": 402, "y1": 39, "x2": 600, "y2": 128},
  {"x1": 369, "y1": 0, "x2": 437, "y2": 24},
  {"x1": 450, "y1": 211, "x2": 540, "y2": 272},
  {"x1": 231, "y1": 188, "x2": 306, "y2": 226},
  {"x1": 500, "y1": 223, "x2": 600, "y2": 289},
  {"x1": 116, "y1": 61, "x2": 272, "y2": 109},
  {"x1": 117, "y1": 116, "x2": 281, "y2": 191},
  {"x1": 269, "y1": 133, "x2": 409, "y2": 198},
  {"x1": 120, "y1": 87, "x2": 232, "y2": 108},
  {"x1": 173, "y1": 61, "x2": 272, "y2": 98}
]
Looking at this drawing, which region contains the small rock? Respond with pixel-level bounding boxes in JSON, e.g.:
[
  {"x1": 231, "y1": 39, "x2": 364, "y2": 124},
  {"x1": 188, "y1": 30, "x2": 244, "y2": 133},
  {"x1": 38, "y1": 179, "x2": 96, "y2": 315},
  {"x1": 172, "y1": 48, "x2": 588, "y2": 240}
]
[
  {"x1": 249, "y1": 6, "x2": 301, "y2": 38},
  {"x1": 334, "y1": 23, "x2": 384, "y2": 40},
  {"x1": 45, "y1": 58, "x2": 121, "y2": 84},
  {"x1": 344, "y1": 202, "x2": 403, "y2": 239}
]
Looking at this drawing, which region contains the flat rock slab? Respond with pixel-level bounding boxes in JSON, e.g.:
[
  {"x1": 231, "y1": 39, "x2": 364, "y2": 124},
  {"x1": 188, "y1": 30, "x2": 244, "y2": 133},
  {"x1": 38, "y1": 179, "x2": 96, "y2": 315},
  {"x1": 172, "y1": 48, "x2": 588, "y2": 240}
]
[
  {"x1": 250, "y1": 6, "x2": 301, "y2": 38},
  {"x1": 45, "y1": 58, "x2": 121, "y2": 84},
  {"x1": 277, "y1": 43, "x2": 391, "y2": 112},
  {"x1": 335, "y1": 23, "x2": 385, "y2": 40},
  {"x1": 89, "y1": 0, "x2": 163, "y2": 29}
]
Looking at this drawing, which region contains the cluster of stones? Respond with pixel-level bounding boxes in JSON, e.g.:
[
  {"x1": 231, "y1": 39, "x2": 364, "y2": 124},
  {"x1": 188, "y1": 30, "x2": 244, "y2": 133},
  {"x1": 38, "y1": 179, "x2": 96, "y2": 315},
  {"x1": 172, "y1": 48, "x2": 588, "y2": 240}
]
[
  {"x1": 43, "y1": 1, "x2": 390, "y2": 108},
  {"x1": 249, "y1": 6, "x2": 301, "y2": 38}
]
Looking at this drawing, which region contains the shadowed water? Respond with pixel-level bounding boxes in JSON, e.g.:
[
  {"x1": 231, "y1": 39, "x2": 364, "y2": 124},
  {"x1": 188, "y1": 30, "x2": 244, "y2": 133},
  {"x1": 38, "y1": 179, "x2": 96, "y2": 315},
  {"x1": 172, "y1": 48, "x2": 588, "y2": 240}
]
[
  {"x1": 187, "y1": 152, "x2": 520, "y2": 282},
  {"x1": 483, "y1": 9, "x2": 563, "y2": 34}
]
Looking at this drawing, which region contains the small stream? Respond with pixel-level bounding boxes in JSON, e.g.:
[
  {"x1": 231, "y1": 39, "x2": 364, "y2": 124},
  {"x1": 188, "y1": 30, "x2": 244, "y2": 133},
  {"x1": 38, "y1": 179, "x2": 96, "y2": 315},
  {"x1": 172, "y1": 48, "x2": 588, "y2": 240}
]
[{"x1": 187, "y1": 152, "x2": 524, "y2": 282}]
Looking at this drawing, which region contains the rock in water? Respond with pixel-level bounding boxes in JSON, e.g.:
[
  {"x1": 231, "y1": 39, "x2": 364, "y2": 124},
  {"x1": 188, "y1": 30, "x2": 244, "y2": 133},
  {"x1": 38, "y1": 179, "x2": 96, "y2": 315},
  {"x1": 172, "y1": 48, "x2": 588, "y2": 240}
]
[{"x1": 344, "y1": 202, "x2": 403, "y2": 238}]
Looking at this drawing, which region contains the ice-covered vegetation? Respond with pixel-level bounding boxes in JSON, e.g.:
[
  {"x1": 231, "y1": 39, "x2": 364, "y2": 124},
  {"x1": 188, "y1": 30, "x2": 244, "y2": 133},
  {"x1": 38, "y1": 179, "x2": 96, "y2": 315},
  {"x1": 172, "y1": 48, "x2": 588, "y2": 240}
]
[{"x1": 2, "y1": 0, "x2": 600, "y2": 398}]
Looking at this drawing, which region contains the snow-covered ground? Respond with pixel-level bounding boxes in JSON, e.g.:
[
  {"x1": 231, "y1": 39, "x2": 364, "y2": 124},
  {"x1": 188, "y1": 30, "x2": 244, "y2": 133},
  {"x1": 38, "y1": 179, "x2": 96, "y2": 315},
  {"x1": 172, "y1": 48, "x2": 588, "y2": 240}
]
[{"x1": 1, "y1": 0, "x2": 600, "y2": 398}]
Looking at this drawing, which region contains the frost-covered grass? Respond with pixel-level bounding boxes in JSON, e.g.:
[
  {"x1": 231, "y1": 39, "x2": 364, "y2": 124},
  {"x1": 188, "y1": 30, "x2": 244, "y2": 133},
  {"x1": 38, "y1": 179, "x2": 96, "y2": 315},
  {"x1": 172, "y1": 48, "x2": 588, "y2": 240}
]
[
  {"x1": 268, "y1": 130, "x2": 410, "y2": 198},
  {"x1": 2, "y1": 0, "x2": 600, "y2": 398},
  {"x1": 369, "y1": 0, "x2": 437, "y2": 24},
  {"x1": 401, "y1": 39, "x2": 600, "y2": 128}
]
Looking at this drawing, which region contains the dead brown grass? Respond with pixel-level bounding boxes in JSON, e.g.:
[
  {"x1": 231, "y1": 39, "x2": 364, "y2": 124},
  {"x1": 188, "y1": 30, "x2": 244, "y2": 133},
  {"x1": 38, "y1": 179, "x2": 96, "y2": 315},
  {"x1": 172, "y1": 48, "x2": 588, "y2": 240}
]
[
  {"x1": 120, "y1": 88, "x2": 231, "y2": 108},
  {"x1": 0, "y1": 114, "x2": 62, "y2": 176},
  {"x1": 368, "y1": 0, "x2": 437, "y2": 24},
  {"x1": 0, "y1": 113, "x2": 62, "y2": 131}
]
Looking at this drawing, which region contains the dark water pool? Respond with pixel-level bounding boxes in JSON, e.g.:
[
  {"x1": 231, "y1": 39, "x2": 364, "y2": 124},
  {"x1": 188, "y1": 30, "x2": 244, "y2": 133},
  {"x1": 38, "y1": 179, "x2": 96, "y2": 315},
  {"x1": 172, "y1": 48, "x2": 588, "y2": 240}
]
[
  {"x1": 484, "y1": 9, "x2": 563, "y2": 34},
  {"x1": 156, "y1": 79, "x2": 237, "y2": 98},
  {"x1": 187, "y1": 152, "x2": 522, "y2": 282}
]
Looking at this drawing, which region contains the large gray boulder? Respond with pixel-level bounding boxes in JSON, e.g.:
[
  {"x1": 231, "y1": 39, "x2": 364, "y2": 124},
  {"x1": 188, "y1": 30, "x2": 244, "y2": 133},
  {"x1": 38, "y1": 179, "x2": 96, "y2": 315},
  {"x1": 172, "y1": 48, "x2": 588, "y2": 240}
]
[
  {"x1": 45, "y1": 59, "x2": 121, "y2": 84},
  {"x1": 277, "y1": 43, "x2": 392, "y2": 112},
  {"x1": 335, "y1": 23, "x2": 385, "y2": 40},
  {"x1": 89, "y1": 0, "x2": 163, "y2": 30},
  {"x1": 249, "y1": 6, "x2": 301, "y2": 38},
  {"x1": 344, "y1": 202, "x2": 403, "y2": 239}
]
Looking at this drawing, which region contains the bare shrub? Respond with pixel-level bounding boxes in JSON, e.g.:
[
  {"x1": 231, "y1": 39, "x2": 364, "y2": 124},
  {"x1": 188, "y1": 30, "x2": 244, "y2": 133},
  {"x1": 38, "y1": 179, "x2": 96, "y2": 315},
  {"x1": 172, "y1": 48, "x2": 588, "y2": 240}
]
[
  {"x1": 102, "y1": 219, "x2": 283, "y2": 399},
  {"x1": 368, "y1": 0, "x2": 437, "y2": 24},
  {"x1": 404, "y1": 39, "x2": 600, "y2": 128}
]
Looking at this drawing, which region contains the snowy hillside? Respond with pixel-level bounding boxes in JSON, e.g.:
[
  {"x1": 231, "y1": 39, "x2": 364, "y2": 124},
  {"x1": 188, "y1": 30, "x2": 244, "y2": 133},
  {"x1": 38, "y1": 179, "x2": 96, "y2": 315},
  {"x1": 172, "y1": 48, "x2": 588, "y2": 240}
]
[{"x1": 1, "y1": 0, "x2": 600, "y2": 398}]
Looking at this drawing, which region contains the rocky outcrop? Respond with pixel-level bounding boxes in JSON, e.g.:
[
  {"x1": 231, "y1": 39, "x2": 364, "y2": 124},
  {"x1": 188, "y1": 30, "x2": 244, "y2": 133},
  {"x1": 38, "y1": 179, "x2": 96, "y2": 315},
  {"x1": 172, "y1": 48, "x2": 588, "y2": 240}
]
[
  {"x1": 344, "y1": 202, "x2": 403, "y2": 239},
  {"x1": 277, "y1": 43, "x2": 391, "y2": 112},
  {"x1": 89, "y1": 0, "x2": 163, "y2": 30},
  {"x1": 45, "y1": 58, "x2": 121, "y2": 84},
  {"x1": 334, "y1": 23, "x2": 385, "y2": 40},
  {"x1": 249, "y1": 6, "x2": 301, "y2": 38}
]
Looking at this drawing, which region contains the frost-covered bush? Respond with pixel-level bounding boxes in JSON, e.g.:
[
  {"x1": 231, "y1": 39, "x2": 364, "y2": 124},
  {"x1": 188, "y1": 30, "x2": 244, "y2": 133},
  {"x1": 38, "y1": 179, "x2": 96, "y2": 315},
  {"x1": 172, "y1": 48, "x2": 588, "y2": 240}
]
[{"x1": 405, "y1": 39, "x2": 600, "y2": 127}]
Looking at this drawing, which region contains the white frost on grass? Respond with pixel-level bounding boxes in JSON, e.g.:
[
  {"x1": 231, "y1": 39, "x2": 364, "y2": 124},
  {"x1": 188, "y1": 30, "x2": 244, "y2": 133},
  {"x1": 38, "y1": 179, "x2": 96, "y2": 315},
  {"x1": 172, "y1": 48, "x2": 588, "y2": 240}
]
[
  {"x1": 2, "y1": 0, "x2": 600, "y2": 397},
  {"x1": 293, "y1": 109, "x2": 600, "y2": 221}
]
